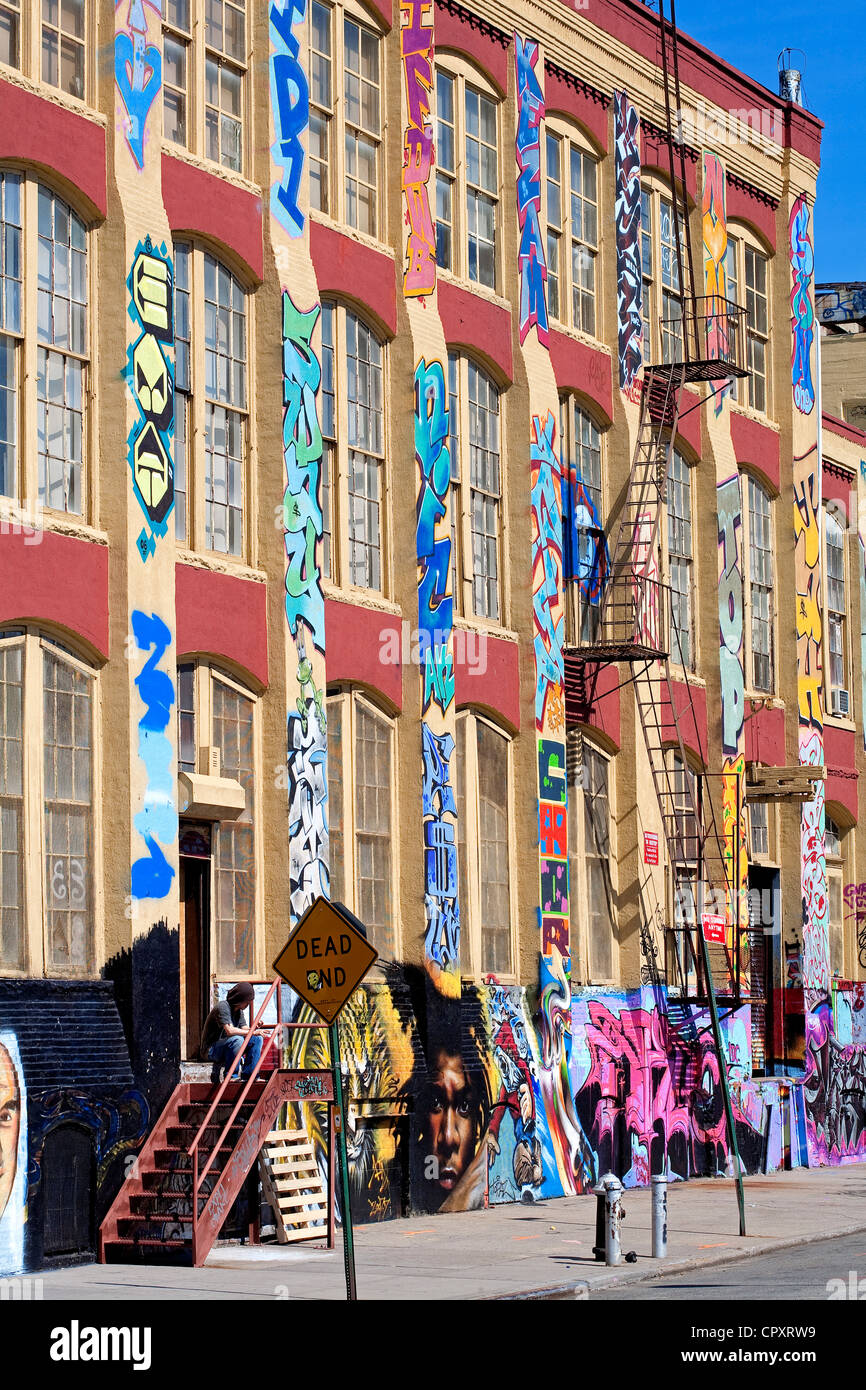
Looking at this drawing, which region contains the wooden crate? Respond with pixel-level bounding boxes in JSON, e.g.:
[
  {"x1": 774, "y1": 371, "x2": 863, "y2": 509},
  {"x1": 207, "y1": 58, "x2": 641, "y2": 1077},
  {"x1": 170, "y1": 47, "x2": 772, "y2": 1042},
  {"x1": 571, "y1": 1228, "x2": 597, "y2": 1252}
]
[{"x1": 258, "y1": 1128, "x2": 329, "y2": 1245}]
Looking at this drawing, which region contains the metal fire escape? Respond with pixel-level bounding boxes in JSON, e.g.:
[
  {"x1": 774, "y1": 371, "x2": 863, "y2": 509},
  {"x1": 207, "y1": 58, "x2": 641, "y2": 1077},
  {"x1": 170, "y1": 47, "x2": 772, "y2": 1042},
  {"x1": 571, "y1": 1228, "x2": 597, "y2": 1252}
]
[{"x1": 563, "y1": 0, "x2": 750, "y2": 1226}]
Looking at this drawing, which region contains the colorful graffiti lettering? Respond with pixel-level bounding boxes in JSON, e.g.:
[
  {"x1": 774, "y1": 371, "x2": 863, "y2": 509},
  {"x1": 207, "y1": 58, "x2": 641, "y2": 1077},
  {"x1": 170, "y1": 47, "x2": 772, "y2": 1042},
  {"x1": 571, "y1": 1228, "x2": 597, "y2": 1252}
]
[
  {"x1": 0, "y1": 1032, "x2": 26, "y2": 1274},
  {"x1": 130, "y1": 611, "x2": 177, "y2": 902},
  {"x1": 804, "y1": 996, "x2": 866, "y2": 1165},
  {"x1": 790, "y1": 196, "x2": 816, "y2": 415},
  {"x1": 530, "y1": 412, "x2": 565, "y2": 730},
  {"x1": 401, "y1": 0, "x2": 436, "y2": 297},
  {"x1": 126, "y1": 239, "x2": 174, "y2": 562},
  {"x1": 485, "y1": 987, "x2": 544, "y2": 1202},
  {"x1": 415, "y1": 360, "x2": 454, "y2": 714},
  {"x1": 562, "y1": 457, "x2": 609, "y2": 610},
  {"x1": 614, "y1": 91, "x2": 642, "y2": 394},
  {"x1": 859, "y1": 468, "x2": 866, "y2": 753},
  {"x1": 717, "y1": 474, "x2": 747, "y2": 916},
  {"x1": 114, "y1": 0, "x2": 162, "y2": 171},
  {"x1": 702, "y1": 150, "x2": 732, "y2": 415},
  {"x1": 281, "y1": 293, "x2": 328, "y2": 922},
  {"x1": 421, "y1": 724, "x2": 460, "y2": 973},
  {"x1": 269, "y1": 0, "x2": 309, "y2": 238},
  {"x1": 514, "y1": 36, "x2": 548, "y2": 345}
]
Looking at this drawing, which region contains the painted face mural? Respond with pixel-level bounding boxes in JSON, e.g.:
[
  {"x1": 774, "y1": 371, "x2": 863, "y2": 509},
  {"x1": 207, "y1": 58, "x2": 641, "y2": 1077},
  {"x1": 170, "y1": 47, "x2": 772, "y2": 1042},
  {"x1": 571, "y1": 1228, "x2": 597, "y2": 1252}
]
[
  {"x1": 0, "y1": 1034, "x2": 26, "y2": 1274},
  {"x1": 426, "y1": 1049, "x2": 477, "y2": 1195}
]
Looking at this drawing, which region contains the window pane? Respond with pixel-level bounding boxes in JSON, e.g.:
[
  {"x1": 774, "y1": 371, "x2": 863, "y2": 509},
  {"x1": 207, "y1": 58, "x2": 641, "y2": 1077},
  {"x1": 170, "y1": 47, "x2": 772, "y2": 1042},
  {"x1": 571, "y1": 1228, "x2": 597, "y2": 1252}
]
[
  {"x1": 213, "y1": 677, "x2": 255, "y2": 973},
  {"x1": 43, "y1": 646, "x2": 93, "y2": 971},
  {"x1": 0, "y1": 637, "x2": 23, "y2": 969},
  {"x1": 355, "y1": 701, "x2": 393, "y2": 958},
  {"x1": 477, "y1": 720, "x2": 510, "y2": 975}
]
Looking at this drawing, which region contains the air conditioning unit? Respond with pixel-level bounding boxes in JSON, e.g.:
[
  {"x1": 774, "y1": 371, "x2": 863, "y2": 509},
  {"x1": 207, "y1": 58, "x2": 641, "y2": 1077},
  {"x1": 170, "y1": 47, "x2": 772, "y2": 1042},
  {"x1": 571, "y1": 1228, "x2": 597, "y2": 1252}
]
[
  {"x1": 832, "y1": 688, "x2": 850, "y2": 717},
  {"x1": 200, "y1": 746, "x2": 221, "y2": 777}
]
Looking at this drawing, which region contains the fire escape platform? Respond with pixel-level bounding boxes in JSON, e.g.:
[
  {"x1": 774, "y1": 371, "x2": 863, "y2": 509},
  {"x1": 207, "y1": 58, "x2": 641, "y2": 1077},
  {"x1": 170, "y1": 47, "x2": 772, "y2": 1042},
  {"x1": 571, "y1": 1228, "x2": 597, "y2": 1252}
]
[{"x1": 645, "y1": 357, "x2": 750, "y2": 384}]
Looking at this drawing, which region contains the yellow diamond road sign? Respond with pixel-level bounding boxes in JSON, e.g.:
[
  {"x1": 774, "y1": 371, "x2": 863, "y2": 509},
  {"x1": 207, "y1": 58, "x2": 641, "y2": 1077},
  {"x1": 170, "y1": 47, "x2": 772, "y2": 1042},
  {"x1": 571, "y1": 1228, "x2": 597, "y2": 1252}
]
[{"x1": 273, "y1": 898, "x2": 378, "y2": 1024}]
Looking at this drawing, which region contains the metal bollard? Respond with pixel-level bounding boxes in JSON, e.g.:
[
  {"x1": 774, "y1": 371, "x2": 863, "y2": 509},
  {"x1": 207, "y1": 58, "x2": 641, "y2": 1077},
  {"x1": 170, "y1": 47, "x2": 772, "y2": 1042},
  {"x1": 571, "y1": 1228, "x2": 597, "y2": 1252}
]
[
  {"x1": 652, "y1": 1174, "x2": 668, "y2": 1259},
  {"x1": 603, "y1": 1174, "x2": 623, "y2": 1266}
]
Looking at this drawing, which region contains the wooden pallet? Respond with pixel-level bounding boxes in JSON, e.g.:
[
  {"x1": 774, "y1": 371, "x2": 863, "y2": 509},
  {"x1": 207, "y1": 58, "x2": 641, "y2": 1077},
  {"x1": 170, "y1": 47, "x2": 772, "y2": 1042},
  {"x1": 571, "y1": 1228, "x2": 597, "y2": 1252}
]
[{"x1": 258, "y1": 1128, "x2": 329, "y2": 1244}]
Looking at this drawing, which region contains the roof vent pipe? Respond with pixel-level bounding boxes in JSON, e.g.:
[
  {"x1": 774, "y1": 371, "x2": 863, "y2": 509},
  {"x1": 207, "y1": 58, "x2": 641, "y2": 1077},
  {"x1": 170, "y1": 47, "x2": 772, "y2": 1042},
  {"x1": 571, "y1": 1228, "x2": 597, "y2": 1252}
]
[{"x1": 778, "y1": 48, "x2": 805, "y2": 104}]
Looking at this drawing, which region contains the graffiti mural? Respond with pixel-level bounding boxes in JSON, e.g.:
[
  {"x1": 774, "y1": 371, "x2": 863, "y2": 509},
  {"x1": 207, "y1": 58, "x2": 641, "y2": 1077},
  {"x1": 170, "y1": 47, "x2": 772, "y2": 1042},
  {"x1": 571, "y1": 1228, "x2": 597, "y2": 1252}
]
[
  {"x1": 0, "y1": 1032, "x2": 26, "y2": 1274},
  {"x1": 530, "y1": 412, "x2": 566, "y2": 731},
  {"x1": 130, "y1": 610, "x2": 177, "y2": 903},
  {"x1": 401, "y1": 0, "x2": 436, "y2": 297},
  {"x1": 633, "y1": 513, "x2": 660, "y2": 650},
  {"x1": 114, "y1": 0, "x2": 162, "y2": 171},
  {"x1": 790, "y1": 196, "x2": 816, "y2": 415},
  {"x1": 614, "y1": 90, "x2": 642, "y2": 395},
  {"x1": 702, "y1": 150, "x2": 732, "y2": 415},
  {"x1": 514, "y1": 36, "x2": 548, "y2": 346},
  {"x1": 717, "y1": 474, "x2": 747, "y2": 922},
  {"x1": 126, "y1": 238, "x2": 174, "y2": 562},
  {"x1": 281, "y1": 293, "x2": 328, "y2": 921},
  {"x1": 415, "y1": 360, "x2": 460, "y2": 986},
  {"x1": 270, "y1": 0, "x2": 309, "y2": 238},
  {"x1": 816, "y1": 283, "x2": 866, "y2": 325},
  {"x1": 804, "y1": 997, "x2": 866, "y2": 1164},
  {"x1": 793, "y1": 457, "x2": 828, "y2": 991},
  {"x1": 860, "y1": 462, "x2": 866, "y2": 753}
]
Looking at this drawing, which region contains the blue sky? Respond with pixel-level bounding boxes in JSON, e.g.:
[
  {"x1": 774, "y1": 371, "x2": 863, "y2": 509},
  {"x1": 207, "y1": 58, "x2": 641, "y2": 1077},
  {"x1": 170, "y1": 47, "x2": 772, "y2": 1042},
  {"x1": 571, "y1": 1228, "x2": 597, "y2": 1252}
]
[{"x1": 671, "y1": 0, "x2": 865, "y2": 282}]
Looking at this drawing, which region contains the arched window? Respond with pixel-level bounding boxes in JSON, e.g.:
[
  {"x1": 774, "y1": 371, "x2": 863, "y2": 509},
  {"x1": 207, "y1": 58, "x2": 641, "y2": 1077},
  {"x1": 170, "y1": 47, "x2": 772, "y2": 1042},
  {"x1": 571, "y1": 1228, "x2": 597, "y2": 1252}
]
[
  {"x1": 172, "y1": 242, "x2": 249, "y2": 559},
  {"x1": 435, "y1": 58, "x2": 500, "y2": 290},
  {"x1": 0, "y1": 174, "x2": 90, "y2": 518},
  {"x1": 447, "y1": 352, "x2": 502, "y2": 622},
  {"x1": 824, "y1": 506, "x2": 850, "y2": 713},
  {"x1": 0, "y1": 627, "x2": 97, "y2": 975},
  {"x1": 641, "y1": 177, "x2": 687, "y2": 364},
  {"x1": 455, "y1": 709, "x2": 514, "y2": 977},
  {"x1": 726, "y1": 225, "x2": 771, "y2": 414},
  {"x1": 326, "y1": 689, "x2": 396, "y2": 961},
  {"x1": 177, "y1": 660, "x2": 258, "y2": 974},
  {"x1": 567, "y1": 732, "x2": 617, "y2": 983},
  {"x1": 320, "y1": 301, "x2": 386, "y2": 593},
  {"x1": 742, "y1": 473, "x2": 775, "y2": 693},
  {"x1": 544, "y1": 119, "x2": 599, "y2": 336}
]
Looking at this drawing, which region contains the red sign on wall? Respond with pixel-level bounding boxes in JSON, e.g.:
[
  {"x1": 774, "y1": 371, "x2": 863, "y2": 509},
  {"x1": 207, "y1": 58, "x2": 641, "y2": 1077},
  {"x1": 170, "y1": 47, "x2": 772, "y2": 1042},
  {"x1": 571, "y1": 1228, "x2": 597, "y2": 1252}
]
[
  {"x1": 702, "y1": 913, "x2": 726, "y2": 944},
  {"x1": 643, "y1": 832, "x2": 659, "y2": 865}
]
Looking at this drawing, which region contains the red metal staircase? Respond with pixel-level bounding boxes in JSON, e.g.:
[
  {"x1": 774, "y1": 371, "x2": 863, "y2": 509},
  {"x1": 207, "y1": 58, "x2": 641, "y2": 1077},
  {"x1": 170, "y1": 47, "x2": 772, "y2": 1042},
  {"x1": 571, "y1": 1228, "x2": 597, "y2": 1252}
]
[{"x1": 99, "y1": 981, "x2": 335, "y2": 1266}]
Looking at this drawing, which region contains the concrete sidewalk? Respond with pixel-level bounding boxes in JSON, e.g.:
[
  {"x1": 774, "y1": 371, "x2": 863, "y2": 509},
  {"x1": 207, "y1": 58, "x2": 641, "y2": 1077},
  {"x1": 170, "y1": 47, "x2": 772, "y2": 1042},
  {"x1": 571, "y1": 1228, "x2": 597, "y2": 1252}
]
[{"x1": 31, "y1": 1164, "x2": 866, "y2": 1300}]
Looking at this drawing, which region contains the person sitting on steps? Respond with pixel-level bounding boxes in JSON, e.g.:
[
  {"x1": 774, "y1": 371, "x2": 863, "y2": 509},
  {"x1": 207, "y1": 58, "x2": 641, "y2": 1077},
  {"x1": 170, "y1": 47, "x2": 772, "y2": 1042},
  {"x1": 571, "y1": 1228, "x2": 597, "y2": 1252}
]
[{"x1": 200, "y1": 983, "x2": 264, "y2": 1084}]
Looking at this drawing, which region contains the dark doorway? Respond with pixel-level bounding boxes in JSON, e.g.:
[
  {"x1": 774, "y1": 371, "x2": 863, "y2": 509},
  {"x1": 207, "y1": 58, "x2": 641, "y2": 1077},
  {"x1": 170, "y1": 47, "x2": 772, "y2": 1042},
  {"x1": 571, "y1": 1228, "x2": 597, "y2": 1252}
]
[
  {"x1": 179, "y1": 823, "x2": 211, "y2": 1060},
  {"x1": 41, "y1": 1125, "x2": 94, "y2": 1259},
  {"x1": 747, "y1": 864, "x2": 780, "y2": 1074}
]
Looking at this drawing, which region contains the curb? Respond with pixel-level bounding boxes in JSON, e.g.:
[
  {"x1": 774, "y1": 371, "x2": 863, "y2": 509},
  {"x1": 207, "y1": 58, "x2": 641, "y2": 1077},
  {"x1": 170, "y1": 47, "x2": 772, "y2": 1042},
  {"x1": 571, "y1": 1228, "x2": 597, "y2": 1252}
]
[{"x1": 489, "y1": 1221, "x2": 866, "y2": 1300}]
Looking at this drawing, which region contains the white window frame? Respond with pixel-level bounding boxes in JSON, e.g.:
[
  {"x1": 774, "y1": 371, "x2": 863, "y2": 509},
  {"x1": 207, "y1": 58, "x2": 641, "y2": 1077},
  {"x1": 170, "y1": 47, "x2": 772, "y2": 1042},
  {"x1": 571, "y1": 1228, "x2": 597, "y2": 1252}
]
[
  {"x1": 725, "y1": 226, "x2": 771, "y2": 416},
  {"x1": 543, "y1": 119, "x2": 599, "y2": 338},
  {"x1": 0, "y1": 172, "x2": 92, "y2": 524},
  {"x1": 825, "y1": 813, "x2": 849, "y2": 980},
  {"x1": 306, "y1": 0, "x2": 384, "y2": 241},
  {"x1": 641, "y1": 178, "x2": 686, "y2": 366},
  {"x1": 0, "y1": 625, "x2": 101, "y2": 979},
  {"x1": 824, "y1": 503, "x2": 850, "y2": 715},
  {"x1": 455, "y1": 708, "x2": 516, "y2": 981},
  {"x1": 567, "y1": 733, "x2": 617, "y2": 985},
  {"x1": 666, "y1": 447, "x2": 695, "y2": 672},
  {"x1": 320, "y1": 299, "x2": 387, "y2": 596},
  {"x1": 435, "y1": 57, "x2": 500, "y2": 292},
  {"x1": 325, "y1": 687, "x2": 397, "y2": 964},
  {"x1": 447, "y1": 350, "x2": 503, "y2": 624},
  {"x1": 162, "y1": 0, "x2": 249, "y2": 176},
  {"x1": 742, "y1": 471, "x2": 775, "y2": 694},
  {"x1": 172, "y1": 239, "x2": 251, "y2": 562}
]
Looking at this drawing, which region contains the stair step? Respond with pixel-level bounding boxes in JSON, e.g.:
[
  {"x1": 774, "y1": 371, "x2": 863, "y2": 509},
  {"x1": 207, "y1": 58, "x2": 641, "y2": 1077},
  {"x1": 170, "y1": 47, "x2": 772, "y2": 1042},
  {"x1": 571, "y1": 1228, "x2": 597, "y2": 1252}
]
[
  {"x1": 102, "y1": 1239, "x2": 193, "y2": 1267},
  {"x1": 117, "y1": 1216, "x2": 194, "y2": 1241}
]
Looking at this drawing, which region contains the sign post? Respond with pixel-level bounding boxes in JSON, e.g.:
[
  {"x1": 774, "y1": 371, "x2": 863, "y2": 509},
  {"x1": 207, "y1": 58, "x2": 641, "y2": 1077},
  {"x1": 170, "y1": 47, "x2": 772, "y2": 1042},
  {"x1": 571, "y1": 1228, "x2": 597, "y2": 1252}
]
[{"x1": 273, "y1": 897, "x2": 378, "y2": 1301}]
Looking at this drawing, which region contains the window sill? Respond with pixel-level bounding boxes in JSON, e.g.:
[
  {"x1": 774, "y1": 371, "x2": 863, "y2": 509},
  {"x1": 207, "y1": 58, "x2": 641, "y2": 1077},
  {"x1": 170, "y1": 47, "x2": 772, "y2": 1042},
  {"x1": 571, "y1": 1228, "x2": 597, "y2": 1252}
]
[
  {"x1": 33, "y1": 511, "x2": 109, "y2": 547},
  {"x1": 176, "y1": 548, "x2": 267, "y2": 584},
  {"x1": 160, "y1": 141, "x2": 262, "y2": 197},
  {"x1": 322, "y1": 582, "x2": 400, "y2": 615},
  {"x1": 0, "y1": 66, "x2": 107, "y2": 128},
  {"x1": 435, "y1": 265, "x2": 511, "y2": 314},
  {"x1": 666, "y1": 663, "x2": 703, "y2": 685},
  {"x1": 548, "y1": 318, "x2": 611, "y2": 360},
  {"x1": 729, "y1": 400, "x2": 779, "y2": 432},
  {"x1": 453, "y1": 615, "x2": 518, "y2": 643},
  {"x1": 823, "y1": 711, "x2": 857, "y2": 735},
  {"x1": 308, "y1": 210, "x2": 395, "y2": 264}
]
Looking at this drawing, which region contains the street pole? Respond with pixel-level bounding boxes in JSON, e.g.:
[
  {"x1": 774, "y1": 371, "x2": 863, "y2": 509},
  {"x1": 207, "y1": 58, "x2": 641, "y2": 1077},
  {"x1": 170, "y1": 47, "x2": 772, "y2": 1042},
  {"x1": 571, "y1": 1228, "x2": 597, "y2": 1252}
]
[
  {"x1": 330, "y1": 1021, "x2": 358, "y2": 1300},
  {"x1": 700, "y1": 929, "x2": 747, "y2": 1237}
]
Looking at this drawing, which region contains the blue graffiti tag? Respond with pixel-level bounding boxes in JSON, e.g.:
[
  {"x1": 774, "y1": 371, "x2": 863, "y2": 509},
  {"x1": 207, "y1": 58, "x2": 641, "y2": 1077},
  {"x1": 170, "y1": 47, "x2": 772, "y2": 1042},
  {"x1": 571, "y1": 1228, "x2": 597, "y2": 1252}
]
[
  {"x1": 514, "y1": 35, "x2": 548, "y2": 345},
  {"x1": 131, "y1": 610, "x2": 177, "y2": 901},
  {"x1": 270, "y1": 0, "x2": 309, "y2": 237},
  {"x1": 114, "y1": 0, "x2": 162, "y2": 171},
  {"x1": 421, "y1": 723, "x2": 460, "y2": 969},
  {"x1": 282, "y1": 293, "x2": 325, "y2": 651},
  {"x1": 415, "y1": 359, "x2": 455, "y2": 714},
  {"x1": 530, "y1": 413, "x2": 565, "y2": 727}
]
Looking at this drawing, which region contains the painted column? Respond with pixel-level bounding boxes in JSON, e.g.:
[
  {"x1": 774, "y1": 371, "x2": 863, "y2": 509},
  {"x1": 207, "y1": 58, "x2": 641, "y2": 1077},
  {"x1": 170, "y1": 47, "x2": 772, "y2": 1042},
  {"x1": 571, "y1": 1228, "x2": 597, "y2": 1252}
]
[
  {"x1": 399, "y1": 0, "x2": 461, "y2": 998},
  {"x1": 269, "y1": 1, "x2": 329, "y2": 929},
  {"x1": 788, "y1": 191, "x2": 829, "y2": 1159},
  {"x1": 702, "y1": 151, "x2": 748, "y2": 963},
  {"x1": 614, "y1": 90, "x2": 642, "y2": 403},
  {"x1": 114, "y1": 4, "x2": 180, "y2": 964},
  {"x1": 514, "y1": 34, "x2": 586, "y2": 1196}
]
